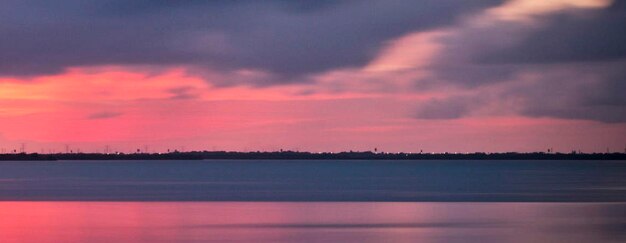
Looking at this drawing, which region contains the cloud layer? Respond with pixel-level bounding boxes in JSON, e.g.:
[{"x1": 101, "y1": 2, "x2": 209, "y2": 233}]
[
  {"x1": 405, "y1": 0, "x2": 626, "y2": 122},
  {"x1": 0, "y1": 0, "x2": 503, "y2": 78}
]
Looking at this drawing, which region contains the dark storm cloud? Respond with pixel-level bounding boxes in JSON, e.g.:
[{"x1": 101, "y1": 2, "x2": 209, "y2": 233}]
[
  {"x1": 415, "y1": 62, "x2": 626, "y2": 123},
  {"x1": 411, "y1": 1, "x2": 626, "y2": 123},
  {"x1": 478, "y1": 1, "x2": 626, "y2": 64},
  {"x1": 514, "y1": 64, "x2": 626, "y2": 123},
  {"x1": 415, "y1": 96, "x2": 480, "y2": 119},
  {"x1": 423, "y1": 64, "x2": 519, "y2": 87},
  {"x1": 0, "y1": 0, "x2": 504, "y2": 80}
]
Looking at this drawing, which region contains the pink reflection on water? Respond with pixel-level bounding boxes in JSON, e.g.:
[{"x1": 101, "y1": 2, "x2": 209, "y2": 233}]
[{"x1": 0, "y1": 202, "x2": 624, "y2": 243}]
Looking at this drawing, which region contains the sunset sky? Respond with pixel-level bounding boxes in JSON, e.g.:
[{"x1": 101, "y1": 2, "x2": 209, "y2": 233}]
[{"x1": 0, "y1": 0, "x2": 624, "y2": 153}]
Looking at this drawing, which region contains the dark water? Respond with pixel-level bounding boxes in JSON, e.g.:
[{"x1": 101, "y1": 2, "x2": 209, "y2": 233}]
[
  {"x1": 1, "y1": 160, "x2": 625, "y2": 242},
  {"x1": 1, "y1": 202, "x2": 625, "y2": 243},
  {"x1": 0, "y1": 160, "x2": 625, "y2": 201}
]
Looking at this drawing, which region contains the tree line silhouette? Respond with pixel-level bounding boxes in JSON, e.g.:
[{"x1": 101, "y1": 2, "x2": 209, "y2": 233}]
[{"x1": 0, "y1": 150, "x2": 625, "y2": 161}]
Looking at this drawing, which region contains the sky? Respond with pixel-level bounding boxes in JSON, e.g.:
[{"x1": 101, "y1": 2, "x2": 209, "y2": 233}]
[{"x1": 0, "y1": 0, "x2": 624, "y2": 153}]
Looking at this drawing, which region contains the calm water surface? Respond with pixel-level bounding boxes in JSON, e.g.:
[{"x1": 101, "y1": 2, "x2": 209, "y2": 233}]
[
  {"x1": 1, "y1": 202, "x2": 625, "y2": 243},
  {"x1": 1, "y1": 160, "x2": 625, "y2": 201},
  {"x1": 1, "y1": 160, "x2": 625, "y2": 242}
]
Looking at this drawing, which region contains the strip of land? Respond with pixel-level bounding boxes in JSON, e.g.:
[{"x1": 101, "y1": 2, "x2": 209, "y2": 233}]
[{"x1": 0, "y1": 151, "x2": 625, "y2": 160}]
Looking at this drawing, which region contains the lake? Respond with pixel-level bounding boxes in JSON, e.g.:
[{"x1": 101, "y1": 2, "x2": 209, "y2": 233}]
[
  {"x1": 1, "y1": 160, "x2": 625, "y2": 201},
  {"x1": 1, "y1": 202, "x2": 625, "y2": 243},
  {"x1": 0, "y1": 160, "x2": 625, "y2": 242}
]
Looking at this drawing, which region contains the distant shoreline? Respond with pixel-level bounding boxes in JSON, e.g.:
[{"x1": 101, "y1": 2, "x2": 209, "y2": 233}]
[{"x1": 1, "y1": 151, "x2": 625, "y2": 161}]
